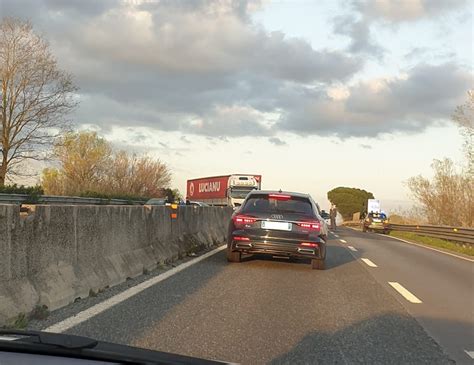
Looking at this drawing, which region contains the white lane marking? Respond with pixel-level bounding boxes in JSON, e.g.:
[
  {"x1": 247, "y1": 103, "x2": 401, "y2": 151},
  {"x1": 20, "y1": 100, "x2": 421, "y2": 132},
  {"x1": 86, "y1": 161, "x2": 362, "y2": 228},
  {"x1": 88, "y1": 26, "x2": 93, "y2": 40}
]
[
  {"x1": 361, "y1": 258, "x2": 377, "y2": 267},
  {"x1": 334, "y1": 234, "x2": 339, "y2": 238},
  {"x1": 465, "y1": 350, "x2": 474, "y2": 359},
  {"x1": 0, "y1": 336, "x2": 16, "y2": 341},
  {"x1": 386, "y1": 235, "x2": 474, "y2": 263},
  {"x1": 388, "y1": 282, "x2": 422, "y2": 304},
  {"x1": 339, "y1": 239, "x2": 347, "y2": 243},
  {"x1": 45, "y1": 245, "x2": 227, "y2": 333},
  {"x1": 330, "y1": 231, "x2": 334, "y2": 234},
  {"x1": 347, "y1": 245, "x2": 358, "y2": 252}
]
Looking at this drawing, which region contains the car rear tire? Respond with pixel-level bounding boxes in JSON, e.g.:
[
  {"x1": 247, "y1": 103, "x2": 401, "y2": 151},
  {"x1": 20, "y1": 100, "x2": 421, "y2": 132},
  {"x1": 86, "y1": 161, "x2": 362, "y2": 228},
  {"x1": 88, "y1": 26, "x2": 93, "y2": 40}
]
[
  {"x1": 227, "y1": 249, "x2": 241, "y2": 263},
  {"x1": 311, "y1": 259, "x2": 325, "y2": 270}
]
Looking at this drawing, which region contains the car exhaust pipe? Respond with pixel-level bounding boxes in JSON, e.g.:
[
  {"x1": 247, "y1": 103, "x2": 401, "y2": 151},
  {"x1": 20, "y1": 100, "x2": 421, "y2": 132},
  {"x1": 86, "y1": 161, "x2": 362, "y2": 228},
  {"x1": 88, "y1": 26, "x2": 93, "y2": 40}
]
[
  {"x1": 297, "y1": 248, "x2": 315, "y2": 255},
  {"x1": 235, "y1": 242, "x2": 252, "y2": 249}
]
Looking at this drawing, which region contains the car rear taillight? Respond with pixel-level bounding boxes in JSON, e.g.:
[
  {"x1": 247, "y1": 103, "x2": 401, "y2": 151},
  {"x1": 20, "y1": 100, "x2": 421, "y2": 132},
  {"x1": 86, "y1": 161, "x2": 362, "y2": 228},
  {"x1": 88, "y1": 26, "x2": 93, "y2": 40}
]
[
  {"x1": 233, "y1": 236, "x2": 250, "y2": 241},
  {"x1": 300, "y1": 242, "x2": 319, "y2": 248},
  {"x1": 233, "y1": 215, "x2": 257, "y2": 228},
  {"x1": 268, "y1": 194, "x2": 291, "y2": 200},
  {"x1": 233, "y1": 215, "x2": 257, "y2": 224},
  {"x1": 297, "y1": 221, "x2": 320, "y2": 230}
]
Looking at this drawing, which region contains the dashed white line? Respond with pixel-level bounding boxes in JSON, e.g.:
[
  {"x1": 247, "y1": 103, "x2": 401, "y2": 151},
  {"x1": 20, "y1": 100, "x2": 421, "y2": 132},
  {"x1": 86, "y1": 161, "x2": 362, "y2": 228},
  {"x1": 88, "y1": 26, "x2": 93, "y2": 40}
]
[
  {"x1": 465, "y1": 350, "x2": 474, "y2": 359},
  {"x1": 45, "y1": 245, "x2": 227, "y2": 333},
  {"x1": 388, "y1": 282, "x2": 422, "y2": 304},
  {"x1": 361, "y1": 258, "x2": 378, "y2": 267},
  {"x1": 339, "y1": 239, "x2": 347, "y2": 243},
  {"x1": 347, "y1": 245, "x2": 358, "y2": 252},
  {"x1": 334, "y1": 234, "x2": 339, "y2": 238}
]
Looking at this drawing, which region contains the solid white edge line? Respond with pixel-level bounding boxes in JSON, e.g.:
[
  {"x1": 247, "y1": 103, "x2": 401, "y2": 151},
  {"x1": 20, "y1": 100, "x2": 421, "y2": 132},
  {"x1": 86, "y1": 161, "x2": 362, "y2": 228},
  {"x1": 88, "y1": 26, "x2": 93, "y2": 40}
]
[
  {"x1": 464, "y1": 350, "x2": 474, "y2": 359},
  {"x1": 386, "y1": 234, "x2": 474, "y2": 263},
  {"x1": 339, "y1": 239, "x2": 347, "y2": 243},
  {"x1": 45, "y1": 245, "x2": 227, "y2": 333},
  {"x1": 388, "y1": 282, "x2": 422, "y2": 304},
  {"x1": 347, "y1": 245, "x2": 358, "y2": 252},
  {"x1": 361, "y1": 258, "x2": 377, "y2": 267}
]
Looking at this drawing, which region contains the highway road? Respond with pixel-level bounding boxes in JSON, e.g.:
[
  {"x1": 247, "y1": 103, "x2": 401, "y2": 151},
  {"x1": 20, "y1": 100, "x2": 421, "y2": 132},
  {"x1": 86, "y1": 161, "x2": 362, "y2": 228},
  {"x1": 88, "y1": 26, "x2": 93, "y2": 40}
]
[{"x1": 34, "y1": 228, "x2": 473, "y2": 364}]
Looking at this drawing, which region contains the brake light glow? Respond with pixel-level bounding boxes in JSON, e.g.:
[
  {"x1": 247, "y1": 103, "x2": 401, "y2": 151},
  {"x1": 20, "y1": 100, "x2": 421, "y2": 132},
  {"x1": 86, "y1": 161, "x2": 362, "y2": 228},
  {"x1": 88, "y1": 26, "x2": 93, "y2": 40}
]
[
  {"x1": 300, "y1": 242, "x2": 318, "y2": 248},
  {"x1": 233, "y1": 215, "x2": 257, "y2": 224},
  {"x1": 297, "y1": 221, "x2": 320, "y2": 230},
  {"x1": 233, "y1": 236, "x2": 250, "y2": 241},
  {"x1": 268, "y1": 194, "x2": 291, "y2": 200}
]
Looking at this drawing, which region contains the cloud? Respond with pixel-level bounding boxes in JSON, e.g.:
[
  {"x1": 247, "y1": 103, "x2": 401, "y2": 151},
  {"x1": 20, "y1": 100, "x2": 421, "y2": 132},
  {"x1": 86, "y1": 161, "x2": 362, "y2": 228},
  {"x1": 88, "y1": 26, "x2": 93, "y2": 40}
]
[
  {"x1": 1, "y1": 0, "x2": 471, "y2": 141},
  {"x1": 268, "y1": 137, "x2": 287, "y2": 146},
  {"x1": 333, "y1": 15, "x2": 384, "y2": 58},
  {"x1": 1, "y1": 0, "x2": 362, "y2": 138},
  {"x1": 355, "y1": 0, "x2": 469, "y2": 22},
  {"x1": 277, "y1": 63, "x2": 473, "y2": 137}
]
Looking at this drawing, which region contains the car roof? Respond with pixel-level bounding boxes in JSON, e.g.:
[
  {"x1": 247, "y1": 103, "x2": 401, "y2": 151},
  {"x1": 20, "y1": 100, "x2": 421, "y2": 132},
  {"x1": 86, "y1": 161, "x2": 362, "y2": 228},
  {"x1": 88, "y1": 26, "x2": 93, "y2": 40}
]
[{"x1": 247, "y1": 190, "x2": 311, "y2": 199}]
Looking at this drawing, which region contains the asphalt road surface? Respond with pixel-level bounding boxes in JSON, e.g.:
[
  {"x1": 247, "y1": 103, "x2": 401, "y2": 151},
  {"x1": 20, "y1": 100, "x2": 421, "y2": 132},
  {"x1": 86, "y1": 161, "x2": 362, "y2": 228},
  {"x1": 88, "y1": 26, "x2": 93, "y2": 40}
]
[{"x1": 38, "y1": 228, "x2": 473, "y2": 364}]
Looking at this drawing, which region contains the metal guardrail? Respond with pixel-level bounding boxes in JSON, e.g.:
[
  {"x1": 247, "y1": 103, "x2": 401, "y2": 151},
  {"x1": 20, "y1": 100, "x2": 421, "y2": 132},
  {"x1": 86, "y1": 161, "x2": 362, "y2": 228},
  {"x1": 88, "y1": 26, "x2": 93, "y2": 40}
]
[
  {"x1": 388, "y1": 223, "x2": 474, "y2": 245},
  {"x1": 0, "y1": 193, "x2": 147, "y2": 206}
]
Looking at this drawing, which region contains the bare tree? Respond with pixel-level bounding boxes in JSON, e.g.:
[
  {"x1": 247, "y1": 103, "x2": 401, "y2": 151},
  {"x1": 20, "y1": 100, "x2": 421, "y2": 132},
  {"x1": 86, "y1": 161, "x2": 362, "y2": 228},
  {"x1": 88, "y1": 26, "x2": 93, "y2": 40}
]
[
  {"x1": 407, "y1": 159, "x2": 473, "y2": 227},
  {"x1": 104, "y1": 151, "x2": 172, "y2": 197},
  {"x1": 452, "y1": 90, "x2": 473, "y2": 176},
  {"x1": 0, "y1": 18, "x2": 77, "y2": 186}
]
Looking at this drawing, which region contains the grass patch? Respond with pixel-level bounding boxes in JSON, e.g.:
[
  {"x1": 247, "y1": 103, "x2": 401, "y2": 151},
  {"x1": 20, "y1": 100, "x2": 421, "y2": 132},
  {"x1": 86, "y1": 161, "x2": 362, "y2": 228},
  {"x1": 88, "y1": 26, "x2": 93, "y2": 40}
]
[
  {"x1": 389, "y1": 231, "x2": 474, "y2": 257},
  {"x1": 30, "y1": 305, "x2": 49, "y2": 320},
  {"x1": 2, "y1": 313, "x2": 29, "y2": 329}
]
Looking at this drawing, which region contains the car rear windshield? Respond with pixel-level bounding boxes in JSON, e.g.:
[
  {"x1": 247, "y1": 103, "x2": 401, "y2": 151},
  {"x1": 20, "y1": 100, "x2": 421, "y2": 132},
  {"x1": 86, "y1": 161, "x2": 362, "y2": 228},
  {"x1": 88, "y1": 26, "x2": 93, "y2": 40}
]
[
  {"x1": 369, "y1": 213, "x2": 386, "y2": 219},
  {"x1": 241, "y1": 194, "x2": 314, "y2": 215}
]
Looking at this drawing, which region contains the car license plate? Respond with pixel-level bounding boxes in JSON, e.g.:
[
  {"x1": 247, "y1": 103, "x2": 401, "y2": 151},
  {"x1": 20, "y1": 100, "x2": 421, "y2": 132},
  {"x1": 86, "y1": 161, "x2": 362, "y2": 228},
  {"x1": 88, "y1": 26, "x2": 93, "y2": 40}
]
[{"x1": 261, "y1": 221, "x2": 292, "y2": 231}]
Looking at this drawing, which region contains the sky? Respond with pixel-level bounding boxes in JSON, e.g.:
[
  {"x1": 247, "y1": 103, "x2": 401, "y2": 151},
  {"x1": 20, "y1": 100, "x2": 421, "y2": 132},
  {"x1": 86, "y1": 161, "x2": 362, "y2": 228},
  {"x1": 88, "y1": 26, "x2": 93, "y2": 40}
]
[{"x1": 1, "y1": 0, "x2": 472, "y2": 211}]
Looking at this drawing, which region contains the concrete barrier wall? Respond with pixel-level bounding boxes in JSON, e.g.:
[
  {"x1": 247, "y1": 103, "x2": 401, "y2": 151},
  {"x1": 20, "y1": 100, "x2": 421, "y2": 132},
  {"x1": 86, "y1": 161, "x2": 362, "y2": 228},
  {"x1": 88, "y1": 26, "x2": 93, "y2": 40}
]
[{"x1": 0, "y1": 204, "x2": 233, "y2": 325}]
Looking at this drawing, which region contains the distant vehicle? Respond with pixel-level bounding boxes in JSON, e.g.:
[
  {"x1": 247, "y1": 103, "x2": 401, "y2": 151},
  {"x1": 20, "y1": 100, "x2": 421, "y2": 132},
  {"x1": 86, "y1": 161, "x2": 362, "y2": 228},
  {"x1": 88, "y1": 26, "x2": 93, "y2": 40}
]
[
  {"x1": 145, "y1": 198, "x2": 168, "y2": 206},
  {"x1": 186, "y1": 174, "x2": 262, "y2": 208},
  {"x1": 227, "y1": 190, "x2": 328, "y2": 270},
  {"x1": 0, "y1": 329, "x2": 229, "y2": 364},
  {"x1": 188, "y1": 201, "x2": 210, "y2": 207},
  {"x1": 362, "y1": 212, "x2": 389, "y2": 234},
  {"x1": 367, "y1": 199, "x2": 381, "y2": 213}
]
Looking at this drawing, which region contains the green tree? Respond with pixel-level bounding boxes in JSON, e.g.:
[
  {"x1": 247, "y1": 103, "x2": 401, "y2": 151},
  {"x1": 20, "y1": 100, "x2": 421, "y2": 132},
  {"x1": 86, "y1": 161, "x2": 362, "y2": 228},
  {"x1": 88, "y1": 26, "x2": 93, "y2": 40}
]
[
  {"x1": 42, "y1": 131, "x2": 111, "y2": 195},
  {"x1": 41, "y1": 131, "x2": 172, "y2": 198},
  {"x1": 162, "y1": 188, "x2": 182, "y2": 203},
  {"x1": 327, "y1": 187, "x2": 374, "y2": 220}
]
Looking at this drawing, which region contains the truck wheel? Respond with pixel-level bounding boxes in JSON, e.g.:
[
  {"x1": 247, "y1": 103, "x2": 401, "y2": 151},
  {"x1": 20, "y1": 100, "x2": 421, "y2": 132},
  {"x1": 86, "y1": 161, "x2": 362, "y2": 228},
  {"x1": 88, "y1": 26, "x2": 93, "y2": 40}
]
[
  {"x1": 311, "y1": 259, "x2": 325, "y2": 270},
  {"x1": 227, "y1": 250, "x2": 241, "y2": 263}
]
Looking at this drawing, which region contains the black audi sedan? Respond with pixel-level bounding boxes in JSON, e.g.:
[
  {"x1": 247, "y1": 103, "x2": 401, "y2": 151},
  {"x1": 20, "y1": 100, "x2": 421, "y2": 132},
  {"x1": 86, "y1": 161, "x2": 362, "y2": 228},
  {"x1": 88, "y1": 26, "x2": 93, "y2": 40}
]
[{"x1": 227, "y1": 190, "x2": 329, "y2": 269}]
